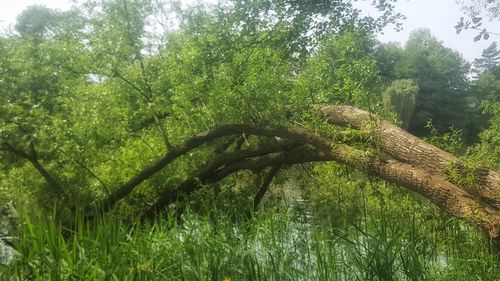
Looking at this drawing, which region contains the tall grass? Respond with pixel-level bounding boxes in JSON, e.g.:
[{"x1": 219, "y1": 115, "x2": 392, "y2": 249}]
[{"x1": 1, "y1": 204, "x2": 499, "y2": 280}]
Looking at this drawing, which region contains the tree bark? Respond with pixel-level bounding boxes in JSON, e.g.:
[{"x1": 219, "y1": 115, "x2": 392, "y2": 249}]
[
  {"x1": 254, "y1": 165, "x2": 281, "y2": 210},
  {"x1": 314, "y1": 105, "x2": 500, "y2": 209},
  {"x1": 92, "y1": 105, "x2": 500, "y2": 246},
  {"x1": 143, "y1": 140, "x2": 500, "y2": 242}
]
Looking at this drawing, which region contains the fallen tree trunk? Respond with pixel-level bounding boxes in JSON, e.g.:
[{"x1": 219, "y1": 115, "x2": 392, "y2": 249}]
[
  {"x1": 142, "y1": 138, "x2": 500, "y2": 245},
  {"x1": 315, "y1": 105, "x2": 500, "y2": 209},
  {"x1": 93, "y1": 105, "x2": 500, "y2": 248}
]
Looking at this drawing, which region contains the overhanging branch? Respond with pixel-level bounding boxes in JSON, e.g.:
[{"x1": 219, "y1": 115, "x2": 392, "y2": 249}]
[
  {"x1": 94, "y1": 106, "x2": 500, "y2": 243},
  {"x1": 2, "y1": 142, "x2": 64, "y2": 197},
  {"x1": 99, "y1": 124, "x2": 329, "y2": 212}
]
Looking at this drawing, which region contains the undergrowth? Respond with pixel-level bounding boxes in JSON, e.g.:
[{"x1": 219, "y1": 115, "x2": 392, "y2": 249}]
[{"x1": 1, "y1": 201, "x2": 499, "y2": 281}]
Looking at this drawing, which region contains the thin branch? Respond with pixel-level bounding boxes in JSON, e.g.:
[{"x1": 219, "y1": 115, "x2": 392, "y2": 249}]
[
  {"x1": 121, "y1": 0, "x2": 172, "y2": 150},
  {"x1": 112, "y1": 71, "x2": 152, "y2": 102},
  {"x1": 141, "y1": 137, "x2": 247, "y2": 218},
  {"x1": 198, "y1": 142, "x2": 298, "y2": 180},
  {"x1": 470, "y1": 26, "x2": 500, "y2": 36},
  {"x1": 254, "y1": 165, "x2": 281, "y2": 211},
  {"x1": 142, "y1": 143, "x2": 290, "y2": 217},
  {"x1": 55, "y1": 147, "x2": 110, "y2": 196},
  {"x1": 2, "y1": 142, "x2": 30, "y2": 159},
  {"x1": 205, "y1": 149, "x2": 331, "y2": 183},
  {"x1": 3, "y1": 142, "x2": 64, "y2": 197}
]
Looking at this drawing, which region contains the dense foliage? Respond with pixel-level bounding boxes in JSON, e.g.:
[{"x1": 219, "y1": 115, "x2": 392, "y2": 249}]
[{"x1": 0, "y1": 0, "x2": 499, "y2": 279}]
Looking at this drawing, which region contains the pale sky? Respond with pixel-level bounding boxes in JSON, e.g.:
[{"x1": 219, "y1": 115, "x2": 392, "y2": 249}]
[{"x1": 0, "y1": 0, "x2": 498, "y2": 62}]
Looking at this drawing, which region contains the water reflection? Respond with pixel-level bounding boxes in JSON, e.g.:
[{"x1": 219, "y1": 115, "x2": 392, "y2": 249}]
[{"x1": 0, "y1": 229, "x2": 16, "y2": 266}]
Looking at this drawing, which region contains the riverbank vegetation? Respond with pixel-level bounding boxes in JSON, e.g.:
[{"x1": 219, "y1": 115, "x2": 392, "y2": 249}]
[
  {"x1": 3, "y1": 201, "x2": 500, "y2": 280},
  {"x1": 0, "y1": 0, "x2": 499, "y2": 279}
]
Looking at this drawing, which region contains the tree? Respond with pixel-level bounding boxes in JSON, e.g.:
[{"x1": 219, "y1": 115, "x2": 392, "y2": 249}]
[
  {"x1": 384, "y1": 29, "x2": 471, "y2": 138},
  {"x1": 293, "y1": 30, "x2": 381, "y2": 109},
  {"x1": 89, "y1": 105, "x2": 499, "y2": 249},
  {"x1": 468, "y1": 100, "x2": 500, "y2": 170},
  {"x1": 374, "y1": 41, "x2": 403, "y2": 82},
  {"x1": 382, "y1": 79, "x2": 418, "y2": 129},
  {"x1": 473, "y1": 42, "x2": 500, "y2": 75},
  {"x1": 0, "y1": 6, "x2": 90, "y2": 205},
  {"x1": 0, "y1": 0, "x2": 395, "y2": 211},
  {"x1": 1, "y1": 0, "x2": 499, "y2": 256},
  {"x1": 465, "y1": 61, "x2": 500, "y2": 144}
]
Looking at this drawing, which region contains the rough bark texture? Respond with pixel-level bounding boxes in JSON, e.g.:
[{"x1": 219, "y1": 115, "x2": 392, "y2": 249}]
[
  {"x1": 90, "y1": 105, "x2": 500, "y2": 246},
  {"x1": 315, "y1": 105, "x2": 500, "y2": 209},
  {"x1": 326, "y1": 144, "x2": 500, "y2": 240}
]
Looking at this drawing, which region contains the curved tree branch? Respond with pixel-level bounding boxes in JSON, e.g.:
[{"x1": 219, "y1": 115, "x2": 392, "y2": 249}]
[
  {"x1": 96, "y1": 106, "x2": 500, "y2": 244},
  {"x1": 99, "y1": 124, "x2": 328, "y2": 212},
  {"x1": 2, "y1": 142, "x2": 64, "y2": 197},
  {"x1": 143, "y1": 140, "x2": 500, "y2": 242},
  {"x1": 142, "y1": 143, "x2": 299, "y2": 217}
]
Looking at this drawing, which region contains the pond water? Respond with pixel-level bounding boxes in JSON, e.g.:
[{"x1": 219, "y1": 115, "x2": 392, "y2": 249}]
[
  {"x1": 0, "y1": 228, "x2": 16, "y2": 266},
  {"x1": 0, "y1": 241, "x2": 16, "y2": 266}
]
